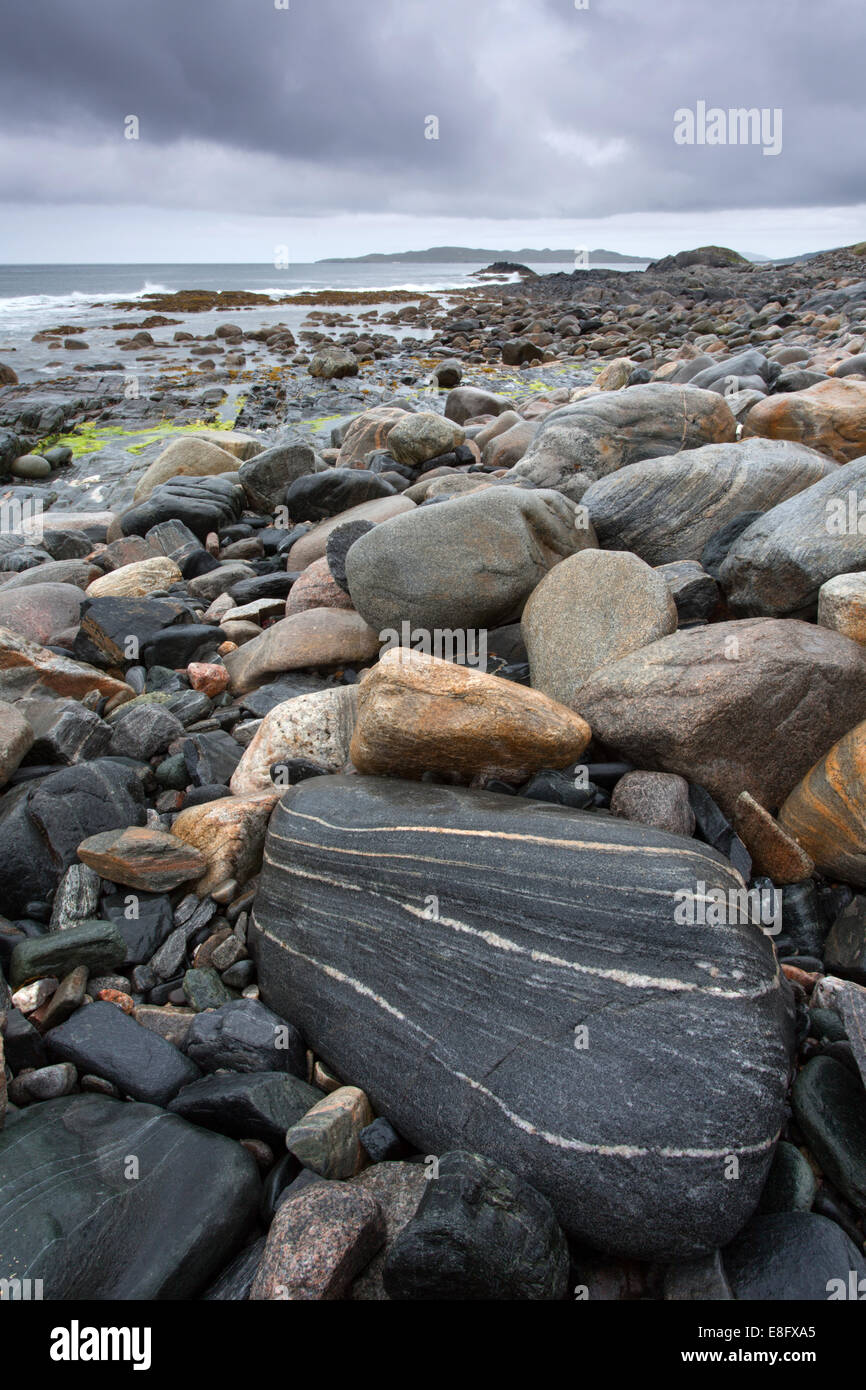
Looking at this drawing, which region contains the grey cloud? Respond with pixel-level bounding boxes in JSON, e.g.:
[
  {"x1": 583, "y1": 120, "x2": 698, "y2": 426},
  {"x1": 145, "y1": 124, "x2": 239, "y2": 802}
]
[{"x1": 0, "y1": 0, "x2": 862, "y2": 221}]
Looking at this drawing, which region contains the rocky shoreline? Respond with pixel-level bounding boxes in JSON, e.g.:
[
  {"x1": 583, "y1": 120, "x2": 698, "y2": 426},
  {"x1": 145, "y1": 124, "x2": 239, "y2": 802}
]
[{"x1": 2, "y1": 245, "x2": 866, "y2": 1301}]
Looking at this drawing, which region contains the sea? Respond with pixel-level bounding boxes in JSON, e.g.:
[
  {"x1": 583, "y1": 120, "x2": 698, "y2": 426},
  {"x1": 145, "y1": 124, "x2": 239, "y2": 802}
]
[{"x1": 0, "y1": 261, "x2": 648, "y2": 379}]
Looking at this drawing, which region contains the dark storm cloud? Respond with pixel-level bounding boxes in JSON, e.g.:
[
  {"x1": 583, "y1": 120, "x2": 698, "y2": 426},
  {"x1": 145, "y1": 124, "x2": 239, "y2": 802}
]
[{"x1": 0, "y1": 0, "x2": 862, "y2": 219}]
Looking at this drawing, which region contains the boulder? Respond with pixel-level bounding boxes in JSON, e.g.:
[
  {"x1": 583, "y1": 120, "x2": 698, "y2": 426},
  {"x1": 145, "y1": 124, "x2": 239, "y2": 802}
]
[
  {"x1": 382, "y1": 1150, "x2": 570, "y2": 1301},
  {"x1": 386, "y1": 413, "x2": 465, "y2": 467},
  {"x1": 239, "y1": 443, "x2": 320, "y2": 513},
  {"x1": 0, "y1": 759, "x2": 148, "y2": 917},
  {"x1": 522, "y1": 550, "x2": 677, "y2": 707},
  {"x1": 350, "y1": 648, "x2": 591, "y2": 783},
  {"x1": 285, "y1": 556, "x2": 354, "y2": 616},
  {"x1": 505, "y1": 384, "x2": 736, "y2": 496},
  {"x1": 336, "y1": 407, "x2": 408, "y2": 468},
  {"x1": 583, "y1": 440, "x2": 836, "y2": 566},
  {"x1": 230, "y1": 686, "x2": 359, "y2": 795},
  {"x1": 720, "y1": 456, "x2": 866, "y2": 617},
  {"x1": 0, "y1": 583, "x2": 87, "y2": 646},
  {"x1": 721, "y1": 1211, "x2": 866, "y2": 1300},
  {"x1": 167, "y1": 1071, "x2": 322, "y2": 1146},
  {"x1": 575, "y1": 619, "x2": 866, "y2": 817},
  {"x1": 132, "y1": 437, "x2": 239, "y2": 503},
  {"x1": 0, "y1": 1093, "x2": 259, "y2": 1298},
  {"x1": 733, "y1": 792, "x2": 814, "y2": 885},
  {"x1": 778, "y1": 720, "x2": 866, "y2": 885},
  {"x1": 285, "y1": 495, "x2": 415, "y2": 571},
  {"x1": 610, "y1": 771, "x2": 695, "y2": 838},
  {"x1": 47, "y1": 1000, "x2": 200, "y2": 1105},
  {"x1": 309, "y1": 348, "x2": 359, "y2": 380},
  {"x1": 818, "y1": 571, "x2": 866, "y2": 644},
  {"x1": 345, "y1": 488, "x2": 596, "y2": 635},
  {"x1": 0, "y1": 559, "x2": 100, "y2": 592},
  {"x1": 223, "y1": 608, "x2": 379, "y2": 696},
  {"x1": 742, "y1": 377, "x2": 866, "y2": 463},
  {"x1": 286, "y1": 468, "x2": 397, "y2": 523},
  {"x1": 0, "y1": 626, "x2": 133, "y2": 703},
  {"x1": 121, "y1": 475, "x2": 245, "y2": 543},
  {"x1": 184, "y1": 998, "x2": 306, "y2": 1077},
  {"x1": 444, "y1": 387, "x2": 512, "y2": 425},
  {"x1": 249, "y1": 1182, "x2": 385, "y2": 1301},
  {"x1": 251, "y1": 775, "x2": 794, "y2": 1260}
]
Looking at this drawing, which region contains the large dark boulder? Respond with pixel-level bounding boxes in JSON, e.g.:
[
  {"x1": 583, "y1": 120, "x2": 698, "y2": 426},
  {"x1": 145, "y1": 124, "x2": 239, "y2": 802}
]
[
  {"x1": 0, "y1": 1093, "x2": 259, "y2": 1298},
  {"x1": 121, "y1": 475, "x2": 245, "y2": 542},
  {"x1": 0, "y1": 758, "x2": 149, "y2": 917},
  {"x1": 251, "y1": 775, "x2": 794, "y2": 1261}
]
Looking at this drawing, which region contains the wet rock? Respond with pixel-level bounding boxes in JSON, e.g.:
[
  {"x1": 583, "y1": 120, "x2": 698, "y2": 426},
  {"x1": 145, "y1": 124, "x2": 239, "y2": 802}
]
[
  {"x1": 0, "y1": 1092, "x2": 259, "y2": 1297},
  {"x1": 792, "y1": 1056, "x2": 866, "y2": 1216},
  {"x1": 383, "y1": 1151, "x2": 570, "y2": 1301}
]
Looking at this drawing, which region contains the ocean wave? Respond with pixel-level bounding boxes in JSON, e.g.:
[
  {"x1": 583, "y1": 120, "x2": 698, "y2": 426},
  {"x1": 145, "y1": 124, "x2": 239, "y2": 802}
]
[{"x1": 0, "y1": 282, "x2": 170, "y2": 314}]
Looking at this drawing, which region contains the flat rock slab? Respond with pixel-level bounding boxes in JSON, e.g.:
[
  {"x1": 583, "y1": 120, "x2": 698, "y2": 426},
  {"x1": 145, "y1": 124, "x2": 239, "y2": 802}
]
[
  {"x1": 77, "y1": 826, "x2": 208, "y2": 892},
  {"x1": 47, "y1": 999, "x2": 200, "y2": 1106},
  {"x1": 251, "y1": 774, "x2": 794, "y2": 1261},
  {"x1": 168, "y1": 1070, "x2": 323, "y2": 1146},
  {"x1": 0, "y1": 1093, "x2": 259, "y2": 1298}
]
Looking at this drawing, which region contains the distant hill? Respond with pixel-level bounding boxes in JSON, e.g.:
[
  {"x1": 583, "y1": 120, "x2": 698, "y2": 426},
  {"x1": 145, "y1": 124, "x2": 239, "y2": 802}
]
[{"x1": 317, "y1": 246, "x2": 649, "y2": 265}]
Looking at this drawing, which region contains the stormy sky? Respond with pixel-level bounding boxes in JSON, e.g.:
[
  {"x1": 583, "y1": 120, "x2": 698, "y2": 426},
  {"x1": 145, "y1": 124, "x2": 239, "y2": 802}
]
[{"x1": 0, "y1": 0, "x2": 863, "y2": 262}]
